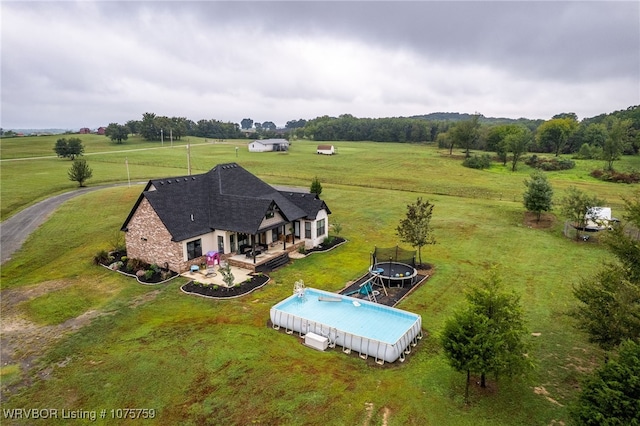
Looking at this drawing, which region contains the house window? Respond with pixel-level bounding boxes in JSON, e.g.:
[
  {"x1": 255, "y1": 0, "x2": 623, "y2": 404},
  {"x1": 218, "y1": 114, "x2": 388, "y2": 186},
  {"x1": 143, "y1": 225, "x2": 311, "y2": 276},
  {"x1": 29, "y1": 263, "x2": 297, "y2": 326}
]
[
  {"x1": 266, "y1": 210, "x2": 275, "y2": 219},
  {"x1": 230, "y1": 234, "x2": 236, "y2": 253},
  {"x1": 316, "y1": 219, "x2": 326, "y2": 238},
  {"x1": 218, "y1": 236, "x2": 224, "y2": 254},
  {"x1": 186, "y1": 239, "x2": 202, "y2": 260},
  {"x1": 305, "y1": 222, "x2": 311, "y2": 239}
]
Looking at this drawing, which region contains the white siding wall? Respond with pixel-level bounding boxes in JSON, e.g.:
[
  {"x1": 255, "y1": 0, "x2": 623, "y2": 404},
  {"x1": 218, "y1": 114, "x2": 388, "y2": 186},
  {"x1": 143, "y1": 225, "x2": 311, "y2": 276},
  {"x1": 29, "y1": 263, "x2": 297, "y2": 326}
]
[
  {"x1": 182, "y1": 232, "x2": 216, "y2": 262},
  {"x1": 248, "y1": 142, "x2": 272, "y2": 152},
  {"x1": 304, "y1": 209, "x2": 330, "y2": 249}
]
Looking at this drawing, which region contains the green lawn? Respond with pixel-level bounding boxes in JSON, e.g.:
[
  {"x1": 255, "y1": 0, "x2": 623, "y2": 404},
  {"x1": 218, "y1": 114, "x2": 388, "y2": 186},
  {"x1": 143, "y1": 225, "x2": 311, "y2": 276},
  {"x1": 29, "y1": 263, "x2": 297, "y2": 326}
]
[{"x1": 1, "y1": 138, "x2": 636, "y2": 425}]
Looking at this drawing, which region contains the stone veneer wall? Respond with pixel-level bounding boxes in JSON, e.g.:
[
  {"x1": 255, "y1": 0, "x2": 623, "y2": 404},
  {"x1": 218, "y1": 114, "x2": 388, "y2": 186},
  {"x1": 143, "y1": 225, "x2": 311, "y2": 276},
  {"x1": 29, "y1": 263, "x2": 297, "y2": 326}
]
[{"x1": 124, "y1": 198, "x2": 188, "y2": 272}]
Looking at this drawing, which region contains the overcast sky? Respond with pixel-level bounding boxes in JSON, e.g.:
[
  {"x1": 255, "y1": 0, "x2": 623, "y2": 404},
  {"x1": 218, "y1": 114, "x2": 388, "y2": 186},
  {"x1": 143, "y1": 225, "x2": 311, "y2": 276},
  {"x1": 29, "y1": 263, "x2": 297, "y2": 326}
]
[{"x1": 2, "y1": 1, "x2": 639, "y2": 129}]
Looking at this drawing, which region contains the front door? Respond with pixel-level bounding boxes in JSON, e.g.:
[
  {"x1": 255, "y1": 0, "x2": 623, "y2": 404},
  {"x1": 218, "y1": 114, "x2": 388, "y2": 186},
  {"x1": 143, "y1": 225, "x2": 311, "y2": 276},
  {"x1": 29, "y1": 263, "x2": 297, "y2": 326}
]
[{"x1": 217, "y1": 236, "x2": 224, "y2": 254}]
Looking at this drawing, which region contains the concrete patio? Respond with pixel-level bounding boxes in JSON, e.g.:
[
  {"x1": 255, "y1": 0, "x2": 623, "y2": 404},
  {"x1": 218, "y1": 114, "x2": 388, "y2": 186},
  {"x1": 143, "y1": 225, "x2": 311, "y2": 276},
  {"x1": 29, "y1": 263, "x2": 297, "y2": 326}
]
[{"x1": 180, "y1": 264, "x2": 254, "y2": 287}]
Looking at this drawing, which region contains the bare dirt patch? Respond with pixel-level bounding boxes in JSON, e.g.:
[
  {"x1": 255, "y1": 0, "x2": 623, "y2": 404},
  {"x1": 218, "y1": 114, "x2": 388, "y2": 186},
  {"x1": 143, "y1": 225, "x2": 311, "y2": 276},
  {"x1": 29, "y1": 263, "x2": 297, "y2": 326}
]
[
  {"x1": 524, "y1": 211, "x2": 556, "y2": 229},
  {"x1": 0, "y1": 281, "x2": 161, "y2": 401},
  {"x1": 534, "y1": 386, "x2": 564, "y2": 406}
]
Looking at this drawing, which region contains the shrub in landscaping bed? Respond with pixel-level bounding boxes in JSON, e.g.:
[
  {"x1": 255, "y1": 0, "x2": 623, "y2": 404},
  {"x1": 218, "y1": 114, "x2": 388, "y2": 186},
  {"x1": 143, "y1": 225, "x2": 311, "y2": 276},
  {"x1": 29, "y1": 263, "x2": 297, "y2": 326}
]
[
  {"x1": 96, "y1": 250, "x2": 177, "y2": 283},
  {"x1": 305, "y1": 236, "x2": 346, "y2": 254},
  {"x1": 181, "y1": 274, "x2": 269, "y2": 298}
]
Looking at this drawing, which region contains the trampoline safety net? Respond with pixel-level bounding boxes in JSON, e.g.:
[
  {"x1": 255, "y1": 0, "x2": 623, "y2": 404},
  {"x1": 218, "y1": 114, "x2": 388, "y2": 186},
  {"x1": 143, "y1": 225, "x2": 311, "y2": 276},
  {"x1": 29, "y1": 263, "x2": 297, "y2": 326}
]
[{"x1": 372, "y1": 246, "x2": 416, "y2": 268}]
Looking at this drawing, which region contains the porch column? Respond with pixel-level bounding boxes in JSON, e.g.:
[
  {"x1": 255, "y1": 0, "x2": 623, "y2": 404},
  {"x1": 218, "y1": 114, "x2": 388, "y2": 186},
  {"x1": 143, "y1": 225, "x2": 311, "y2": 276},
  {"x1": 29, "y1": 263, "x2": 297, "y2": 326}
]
[
  {"x1": 252, "y1": 234, "x2": 257, "y2": 264},
  {"x1": 283, "y1": 225, "x2": 287, "y2": 250}
]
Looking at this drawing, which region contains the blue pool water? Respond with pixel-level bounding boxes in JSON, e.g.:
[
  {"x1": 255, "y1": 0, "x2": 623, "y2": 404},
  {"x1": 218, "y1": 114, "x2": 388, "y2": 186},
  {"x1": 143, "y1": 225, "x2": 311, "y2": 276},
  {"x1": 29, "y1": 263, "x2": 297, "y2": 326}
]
[{"x1": 272, "y1": 288, "x2": 419, "y2": 344}]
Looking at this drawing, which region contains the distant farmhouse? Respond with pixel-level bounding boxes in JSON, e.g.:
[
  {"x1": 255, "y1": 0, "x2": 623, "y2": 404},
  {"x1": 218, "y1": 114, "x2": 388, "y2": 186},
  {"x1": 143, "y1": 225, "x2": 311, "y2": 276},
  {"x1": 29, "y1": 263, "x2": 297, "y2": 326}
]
[
  {"x1": 317, "y1": 145, "x2": 335, "y2": 155},
  {"x1": 78, "y1": 127, "x2": 106, "y2": 135},
  {"x1": 121, "y1": 163, "x2": 331, "y2": 272},
  {"x1": 248, "y1": 138, "x2": 290, "y2": 153}
]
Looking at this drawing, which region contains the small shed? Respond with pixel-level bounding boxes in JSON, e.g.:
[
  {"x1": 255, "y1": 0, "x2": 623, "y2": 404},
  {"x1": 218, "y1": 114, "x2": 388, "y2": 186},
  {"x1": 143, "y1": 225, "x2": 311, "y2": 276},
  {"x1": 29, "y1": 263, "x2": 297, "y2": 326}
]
[{"x1": 317, "y1": 145, "x2": 335, "y2": 155}]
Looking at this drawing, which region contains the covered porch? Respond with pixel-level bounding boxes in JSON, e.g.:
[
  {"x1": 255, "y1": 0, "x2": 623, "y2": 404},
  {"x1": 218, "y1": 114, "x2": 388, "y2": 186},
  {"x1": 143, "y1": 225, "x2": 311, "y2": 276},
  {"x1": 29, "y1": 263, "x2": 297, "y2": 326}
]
[{"x1": 226, "y1": 239, "x2": 305, "y2": 273}]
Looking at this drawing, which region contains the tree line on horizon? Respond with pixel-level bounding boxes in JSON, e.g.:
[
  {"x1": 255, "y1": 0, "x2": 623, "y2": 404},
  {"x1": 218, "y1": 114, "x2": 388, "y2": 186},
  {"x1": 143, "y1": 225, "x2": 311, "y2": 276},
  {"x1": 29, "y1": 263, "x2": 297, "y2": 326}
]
[{"x1": 60, "y1": 106, "x2": 640, "y2": 162}]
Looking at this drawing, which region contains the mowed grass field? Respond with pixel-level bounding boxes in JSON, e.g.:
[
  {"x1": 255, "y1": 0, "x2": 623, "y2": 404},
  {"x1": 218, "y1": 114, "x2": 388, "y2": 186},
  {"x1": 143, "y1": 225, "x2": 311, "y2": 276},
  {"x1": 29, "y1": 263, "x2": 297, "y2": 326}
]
[{"x1": 1, "y1": 135, "x2": 638, "y2": 425}]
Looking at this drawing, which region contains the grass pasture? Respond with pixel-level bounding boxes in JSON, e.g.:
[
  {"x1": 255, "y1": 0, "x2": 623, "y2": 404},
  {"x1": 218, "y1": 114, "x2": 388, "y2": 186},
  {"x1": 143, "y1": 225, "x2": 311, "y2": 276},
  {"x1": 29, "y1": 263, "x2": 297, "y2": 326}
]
[{"x1": 1, "y1": 137, "x2": 637, "y2": 425}]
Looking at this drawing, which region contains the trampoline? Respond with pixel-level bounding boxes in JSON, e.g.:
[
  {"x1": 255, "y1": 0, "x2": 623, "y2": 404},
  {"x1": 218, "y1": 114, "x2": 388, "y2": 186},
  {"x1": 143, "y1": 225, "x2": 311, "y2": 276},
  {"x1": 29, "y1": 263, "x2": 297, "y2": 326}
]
[
  {"x1": 369, "y1": 262, "x2": 417, "y2": 287},
  {"x1": 370, "y1": 246, "x2": 418, "y2": 287}
]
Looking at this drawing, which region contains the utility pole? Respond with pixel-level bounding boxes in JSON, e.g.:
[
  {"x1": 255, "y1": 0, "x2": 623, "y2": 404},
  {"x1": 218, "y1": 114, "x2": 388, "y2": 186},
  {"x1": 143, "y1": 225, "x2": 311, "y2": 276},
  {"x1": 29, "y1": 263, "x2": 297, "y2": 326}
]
[
  {"x1": 161, "y1": 128, "x2": 164, "y2": 146},
  {"x1": 187, "y1": 143, "x2": 191, "y2": 175},
  {"x1": 126, "y1": 157, "x2": 130, "y2": 187},
  {"x1": 170, "y1": 128, "x2": 173, "y2": 147}
]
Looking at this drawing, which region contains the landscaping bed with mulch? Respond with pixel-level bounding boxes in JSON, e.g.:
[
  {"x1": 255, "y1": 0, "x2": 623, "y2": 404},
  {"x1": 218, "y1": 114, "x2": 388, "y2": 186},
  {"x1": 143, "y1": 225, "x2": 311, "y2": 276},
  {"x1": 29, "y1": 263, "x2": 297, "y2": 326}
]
[
  {"x1": 181, "y1": 274, "x2": 270, "y2": 298},
  {"x1": 97, "y1": 251, "x2": 179, "y2": 284},
  {"x1": 304, "y1": 236, "x2": 346, "y2": 254}
]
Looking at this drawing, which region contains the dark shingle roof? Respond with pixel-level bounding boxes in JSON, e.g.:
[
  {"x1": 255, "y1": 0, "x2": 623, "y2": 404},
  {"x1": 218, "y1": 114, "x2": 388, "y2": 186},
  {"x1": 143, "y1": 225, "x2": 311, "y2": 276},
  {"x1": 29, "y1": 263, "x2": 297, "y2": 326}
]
[
  {"x1": 121, "y1": 163, "x2": 325, "y2": 242},
  {"x1": 278, "y1": 191, "x2": 332, "y2": 219}
]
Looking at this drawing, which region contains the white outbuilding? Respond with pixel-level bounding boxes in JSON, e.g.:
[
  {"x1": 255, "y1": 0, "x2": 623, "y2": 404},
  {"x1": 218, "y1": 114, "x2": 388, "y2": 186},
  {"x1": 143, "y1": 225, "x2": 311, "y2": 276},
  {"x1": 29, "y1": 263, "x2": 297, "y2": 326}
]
[
  {"x1": 316, "y1": 145, "x2": 335, "y2": 155},
  {"x1": 248, "y1": 139, "x2": 290, "y2": 152}
]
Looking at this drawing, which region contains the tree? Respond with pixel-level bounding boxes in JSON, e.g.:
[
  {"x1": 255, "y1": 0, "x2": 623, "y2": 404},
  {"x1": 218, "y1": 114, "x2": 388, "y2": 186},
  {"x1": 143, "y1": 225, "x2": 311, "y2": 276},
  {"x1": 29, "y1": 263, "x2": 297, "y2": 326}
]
[
  {"x1": 523, "y1": 171, "x2": 554, "y2": 222},
  {"x1": 331, "y1": 221, "x2": 342, "y2": 236},
  {"x1": 571, "y1": 264, "x2": 640, "y2": 352},
  {"x1": 570, "y1": 339, "x2": 640, "y2": 425},
  {"x1": 54, "y1": 138, "x2": 69, "y2": 158},
  {"x1": 53, "y1": 137, "x2": 84, "y2": 160},
  {"x1": 219, "y1": 262, "x2": 235, "y2": 288},
  {"x1": 68, "y1": 159, "x2": 93, "y2": 187},
  {"x1": 441, "y1": 269, "x2": 531, "y2": 400},
  {"x1": 1, "y1": 129, "x2": 17, "y2": 138},
  {"x1": 139, "y1": 112, "x2": 160, "y2": 141},
  {"x1": 622, "y1": 190, "x2": 640, "y2": 238},
  {"x1": 487, "y1": 124, "x2": 524, "y2": 166},
  {"x1": 285, "y1": 119, "x2": 307, "y2": 129},
  {"x1": 104, "y1": 123, "x2": 129, "y2": 144},
  {"x1": 560, "y1": 186, "x2": 605, "y2": 241},
  {"x1": 396, "y1": 197, "x2": 435, "y2": 267},
  {"x1": 310, "y1": 176, "x2": 322, "y2": 196},
  {"x1": 583, "y1": 123, "x2": 607, "y2": 149},
  {"x1": 241, "y1": 118, "x2": 254, "y2": 130},
  {"x1": 536, "y1": 118, "x2": 577, "y2": 156},
  {"x1": 571, "y1": 191, "x2": 640, "y2": 352},
  {"x1": 440, "y1": 309, "x2": 495, "y2": 401},
  {"x1": 262, "y1": 121, "x2": 276, "y2": 131},
  {"x1": 464, "y1": 270, "x2": 532, "y2": 384},
  {"x1": 448, "y1": 114, "x2": 480, "y2": 157},
  {"x1": 125, "y1": 119, "x2": 140, "y2": 135},
  {"x1": 505, "y1": 126, "x2": 532, "y2": 171},
  {"x1": 602, "y1": 117, "x2": 631, "y2": 171},
  {"x1": 169, "y1": 117, "x2": 189, "y2": 140},
  {"x1": 552, "y1": 112, "x2": 578, "y2": 121}
]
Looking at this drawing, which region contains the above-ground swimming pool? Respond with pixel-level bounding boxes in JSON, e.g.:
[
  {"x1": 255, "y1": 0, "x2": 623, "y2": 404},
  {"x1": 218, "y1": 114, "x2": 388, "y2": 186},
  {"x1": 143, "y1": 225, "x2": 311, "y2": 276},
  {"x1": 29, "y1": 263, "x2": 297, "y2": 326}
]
[
  {"x1": 369, "y1": 261, "x2": 418, "y2": 287},
  {"x1": 270, "y1": 287, "x2": 422, "y2": 363}
]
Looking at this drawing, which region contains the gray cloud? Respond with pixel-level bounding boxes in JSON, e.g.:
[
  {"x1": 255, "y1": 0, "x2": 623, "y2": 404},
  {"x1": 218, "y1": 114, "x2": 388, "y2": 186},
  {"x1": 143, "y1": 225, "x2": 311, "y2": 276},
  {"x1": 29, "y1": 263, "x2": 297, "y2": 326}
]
[{"x1": 2, "y1": 1, "x2": 638, "y2": 129}]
